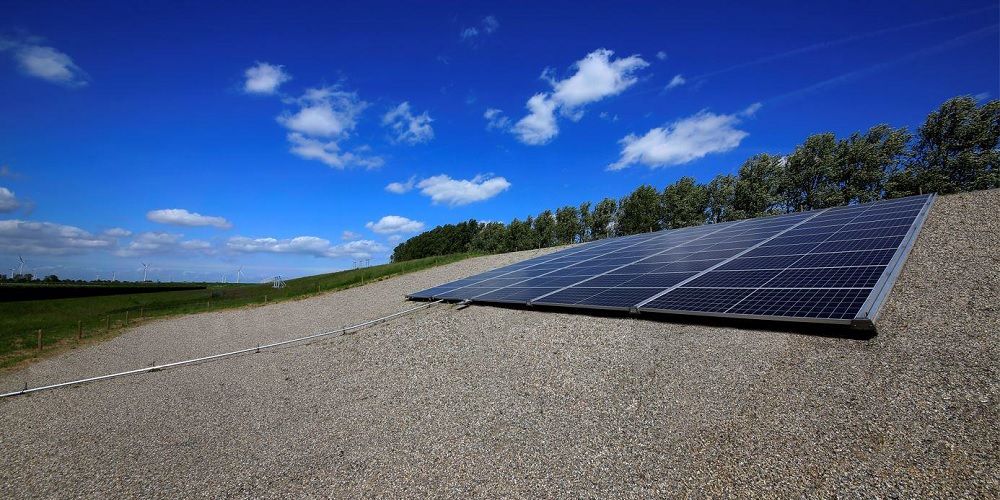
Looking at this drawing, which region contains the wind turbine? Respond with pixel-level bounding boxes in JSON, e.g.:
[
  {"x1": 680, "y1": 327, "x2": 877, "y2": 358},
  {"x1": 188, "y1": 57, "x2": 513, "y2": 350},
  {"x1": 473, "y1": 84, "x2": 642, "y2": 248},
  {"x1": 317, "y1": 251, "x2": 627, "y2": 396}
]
[
  {"x1": 141, "y1": 262, "x2": 150, "y2": 282},
  {"x1": 236, "y1": 266, "x2": 243, "y2": 284}
]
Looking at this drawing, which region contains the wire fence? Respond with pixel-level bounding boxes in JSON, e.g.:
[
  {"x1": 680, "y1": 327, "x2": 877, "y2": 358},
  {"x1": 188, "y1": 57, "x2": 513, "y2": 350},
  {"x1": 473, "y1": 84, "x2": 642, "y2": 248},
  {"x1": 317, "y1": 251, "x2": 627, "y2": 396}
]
[
  {"x1": 1, "y1": 252, "x2": 476, "y2": 365},
  {"x1": 2, "y1": 300, "x2": 443, "y2": 398}
]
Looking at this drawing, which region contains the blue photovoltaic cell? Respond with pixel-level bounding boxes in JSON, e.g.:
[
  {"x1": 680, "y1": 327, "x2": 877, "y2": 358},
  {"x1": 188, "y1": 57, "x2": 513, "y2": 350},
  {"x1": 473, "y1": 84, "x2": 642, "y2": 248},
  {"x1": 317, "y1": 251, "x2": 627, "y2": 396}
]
[
  {"x1": 726, "y1": 288, "x2": 871, "y2": 319},
  {"x1": 408, "y1": 194, "x2": 933, "y2": 327},
  {"x1": 685, "y1": 269, "x2": 781, "y2": 288},
  {"x1": 641, "y1": 287, "x2": 750, "y2": 313},
  {"x1": 766, "y1": 266, "x2": 884, "y2": 288}
]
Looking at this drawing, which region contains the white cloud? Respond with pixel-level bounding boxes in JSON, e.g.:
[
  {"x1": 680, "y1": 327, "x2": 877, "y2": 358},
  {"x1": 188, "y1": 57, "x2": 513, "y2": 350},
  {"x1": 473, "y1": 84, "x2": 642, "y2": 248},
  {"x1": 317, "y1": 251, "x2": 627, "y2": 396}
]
[
  {"x1": 387, "y1": 234, "x2": 403, "y2": 244},
  {"x1": 549, "y1": 49, "x2": 648, "y2": 110},
  {"x1": 656, "y1": 51, "x2": 667, "y2": 61},
  {"x1": 482, "y1": 16, "x2": 499, "y2": 34},
  {"x1": 460, "y1": 27, "x2": 479, "y2": 40},
  {"x1": 179, "y1": 239, "x2": 212, "y2": 251},
  {"x1": 102, "y1": 227, "x2": 132, "y2": 237},
  {"x1": 0, "y1": 219, "x2": 113, "y2": 255},
  {"x1": 512, "y1": 49, "x2": 648, "y2": 145},
  {"x1": 0, "y1": 187, "x2": 20, "y2": 212},
  {"x1": 609, "y1": 108, "x2": 754, "y2": 170},
  {"x1": 484, "y1": 108, "x2": 511, "y2": 130},
  {"x1": 382, "y1": 102, "x2": 434, "y2": 144},
  {"x1": 365, "y1": 215, "x2": 425, "y2": 234},
  {"x1": 286, "y1": 132, "x2": 384, "y2": 169},
  {"x1": 666, "y1": 74, "x2": 686, "y2": 89},
  {"x1": 338, "y1": 239, "x2": 386, "y2": 258},
  {"x1": 0, "y1": 38, "x2": 88, "y2": 87},
  {"x1": 513, "y1": 93, "x2": 559, "y2": 145},
  {"x1": 277, "y1": 87, "x2": 383, "y2": 169},
  {"x1": 385, "y1": 176, "x2": 416, "y2": 194},
  {"x1": 243, "y1": 62, "x2": 291, "y2": 95},
  {"x1": 278, "y1": 88, "x2": 365, "y2": 137},
  {"x1": 146, "y1": 208, "x2": 232, "y2": 229},
  {"x1": 227, "y1": 235, "x2": 385, "y2": 258},
  {"x1": 341, "y1": 230, "x2": 361, "y2": 241},
  {"x1": 741, "y1": 102, "x2": 763, "y2": 117},
  {"x1": 460, "y1": 16, "x2": 499, "y2": 42},
  {"x1": 417, "y1": 174, "x2": 511, "y2": 206},
  {"x1": 118, "y1": 232, "x2": 212, "y2": 256}
]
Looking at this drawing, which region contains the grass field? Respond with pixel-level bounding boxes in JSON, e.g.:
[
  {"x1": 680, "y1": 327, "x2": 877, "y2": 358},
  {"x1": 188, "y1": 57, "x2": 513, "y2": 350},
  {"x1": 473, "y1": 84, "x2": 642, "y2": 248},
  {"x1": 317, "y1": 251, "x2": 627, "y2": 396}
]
[{"x1": 0, "y1": 253, "x2": 476, "y2": 369}]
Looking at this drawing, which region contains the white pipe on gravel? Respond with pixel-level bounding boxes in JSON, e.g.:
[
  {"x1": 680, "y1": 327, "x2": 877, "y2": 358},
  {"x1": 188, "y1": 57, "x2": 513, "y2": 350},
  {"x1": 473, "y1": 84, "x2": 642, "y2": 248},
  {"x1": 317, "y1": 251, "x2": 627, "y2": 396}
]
[{"x1": 1, "y1": 300, "x2": 443, "y2": 399}]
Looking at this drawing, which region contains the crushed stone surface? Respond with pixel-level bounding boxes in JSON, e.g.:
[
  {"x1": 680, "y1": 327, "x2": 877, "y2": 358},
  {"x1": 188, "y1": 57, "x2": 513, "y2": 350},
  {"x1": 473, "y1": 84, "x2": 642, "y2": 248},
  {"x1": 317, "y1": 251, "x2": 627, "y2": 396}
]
[{"x1": 1, "y1": 190, "x2": 997, "y2": 498}]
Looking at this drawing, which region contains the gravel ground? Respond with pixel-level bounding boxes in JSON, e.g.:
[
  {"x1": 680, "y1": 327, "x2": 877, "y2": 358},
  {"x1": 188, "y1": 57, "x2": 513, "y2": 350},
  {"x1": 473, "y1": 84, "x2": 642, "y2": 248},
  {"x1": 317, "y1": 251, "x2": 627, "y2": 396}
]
[{"x1": 0, "y1": 190, "x2": 997, "y2": 498}]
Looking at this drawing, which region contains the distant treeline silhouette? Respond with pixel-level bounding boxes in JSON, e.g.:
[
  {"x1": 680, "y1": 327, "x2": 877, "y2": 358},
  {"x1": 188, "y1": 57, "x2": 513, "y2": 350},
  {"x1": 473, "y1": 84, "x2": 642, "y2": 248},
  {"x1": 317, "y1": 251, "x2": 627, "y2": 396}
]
[{"x1": 391, "y1": 96, "x2": 998, "y2": 262}]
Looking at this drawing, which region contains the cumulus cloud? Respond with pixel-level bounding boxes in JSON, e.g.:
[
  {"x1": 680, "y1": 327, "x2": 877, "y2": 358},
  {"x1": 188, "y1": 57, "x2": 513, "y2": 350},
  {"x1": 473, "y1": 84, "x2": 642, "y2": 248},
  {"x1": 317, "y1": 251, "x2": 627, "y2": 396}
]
[
  {"x1": 741, "y1": 102, "x2": 763, "y2": 117},
  {"x1": 117, "y1": 232, "x2": 213, "y2": 256},
  {"x1": 278, "y1": 88, "x2": 365, "y2": 137},
  {"x1": 656, "y1": 51, "x2": 667, "y2": 60},
  {"x1": 484, "y1": 108, "x2": 511, "y2": 131},
  {"x1": 385, "y1": 176, "x2": 416, "y2": 194},
  {"x1": 227, "y1": 235, "x2": 385, "y2": 258},
  {"x1": 146, "y1": 208, "x2": 232, "y2": 229},
  {"x1": 277, "y1": 87, "x2": 383, "y2": 169},
  {"x1": 0, "y1": 219, "x2": 113, "y2": 255},
  {"x1": 0, "y1": 187, "x2": 20, "y2": 212},
  {"x1": 341, "y1": 230, "x2": 361, "y2": 241},
  {"x1": 0, "y1": 37, "x2": 88, "y2": 87},
  {"x1": 243, "y1": 62, "x2": 291, "y2": 94},
  {"x1": 287, "y1": 132, "x2": 384, "y2": 169},
  {"x1": 512, "y1": 49, "x2": 647, "y2": 145},
  {"x1": 417, "y1": 174, "x2": 511, "y2": 206},
  {"x1": 609, "y1": 105, "x2": 760, "y2": 170},
  {"x1": 482, "y1": 16, "x2": 499, "y2": 33},
  {"x1": 460, "y1": 27, "x2": 479, "y2": 40},
  {"x1": 666, "y1": 74, "x2": 686, "y2": 89},
  {"x1": 382, "y1": 102, "x2": 434, "y2": 144},
  {"x1": 179, "y1": 239, "x2": 213, "y2": 251},
  {"x1": 548, "y1": 49, "x2": 648, "y2": 110},
  {"x1": 513, "y1": 94, "x2": 559, "y2": 145},
  {"x1": 365, "y1": 215, "x2": 425, "y2": 235},
  {"x1": 102, "y1": 227, "x2": 132, "y2": 237},
  {"x1": 460, "y1": 15, "x2": 499, "y2": 42}
]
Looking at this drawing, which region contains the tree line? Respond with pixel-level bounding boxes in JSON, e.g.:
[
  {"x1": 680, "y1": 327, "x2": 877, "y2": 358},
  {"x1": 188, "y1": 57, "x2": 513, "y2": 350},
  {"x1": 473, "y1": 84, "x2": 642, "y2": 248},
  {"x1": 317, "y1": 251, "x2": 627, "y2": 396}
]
[{"x1": 391, "y1": 96, "x2": 998, "y2": 262}]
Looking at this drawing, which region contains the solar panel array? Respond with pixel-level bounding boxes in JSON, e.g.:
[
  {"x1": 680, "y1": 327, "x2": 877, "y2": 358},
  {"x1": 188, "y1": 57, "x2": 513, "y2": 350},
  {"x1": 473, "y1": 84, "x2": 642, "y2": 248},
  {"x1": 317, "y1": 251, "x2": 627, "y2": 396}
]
[{"x1": 409, "y1": 194, "x2": 934, "y2": 328}]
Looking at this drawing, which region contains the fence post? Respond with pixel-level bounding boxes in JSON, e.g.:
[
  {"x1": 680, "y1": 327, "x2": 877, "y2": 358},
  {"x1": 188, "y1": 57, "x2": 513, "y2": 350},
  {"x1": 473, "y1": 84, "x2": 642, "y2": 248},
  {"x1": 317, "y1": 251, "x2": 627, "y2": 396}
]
[
  {"x1": 125, "y1": 310, "x2": 129, "y2": 326},
  {"x1": 107, "y1": 315, "x2": 111, "y2": 331},
  {"x1": 140, "y1": 306, "x2": 144, "y2": 319},
  {"x1": 264, "y1": 295, "x2": 268, "y2": 304},
  {"x1": 77, "y1": 320, "x2": 82, "y2": 340},
  {"x1": 37, "y1": 329, "x2": 42, "y2": 350}
]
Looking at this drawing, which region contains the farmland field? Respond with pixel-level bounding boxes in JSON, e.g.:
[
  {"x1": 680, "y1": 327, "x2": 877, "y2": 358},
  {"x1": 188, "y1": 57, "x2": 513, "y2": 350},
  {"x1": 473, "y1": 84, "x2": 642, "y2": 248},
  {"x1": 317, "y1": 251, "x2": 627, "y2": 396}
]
[
  {"x1": 0, "y1": 283, "x2": 207, "y2": 302},
  {"x1": 0, "y1": 253, "x2": 477, "y2": 368}
]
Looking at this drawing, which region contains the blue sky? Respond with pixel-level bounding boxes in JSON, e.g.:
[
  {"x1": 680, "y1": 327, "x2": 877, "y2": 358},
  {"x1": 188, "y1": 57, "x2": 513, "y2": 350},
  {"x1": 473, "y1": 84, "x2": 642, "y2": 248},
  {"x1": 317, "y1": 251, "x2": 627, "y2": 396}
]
[{"x1": 1, "y1": 0, "x2": 997, "y2": 282}]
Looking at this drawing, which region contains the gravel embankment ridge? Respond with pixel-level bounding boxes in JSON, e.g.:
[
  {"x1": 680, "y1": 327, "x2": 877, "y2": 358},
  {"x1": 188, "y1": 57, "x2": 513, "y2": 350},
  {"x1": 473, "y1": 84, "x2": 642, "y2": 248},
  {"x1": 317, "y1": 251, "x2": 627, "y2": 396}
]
[{"x1": 0, "y1": 189, "x2": 997, "y2": 498}]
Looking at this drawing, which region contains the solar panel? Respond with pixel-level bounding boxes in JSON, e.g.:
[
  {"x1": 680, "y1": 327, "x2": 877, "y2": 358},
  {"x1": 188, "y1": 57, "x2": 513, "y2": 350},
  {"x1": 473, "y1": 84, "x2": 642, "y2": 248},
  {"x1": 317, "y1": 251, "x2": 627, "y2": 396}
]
[{"x1": 408, "y1": 194, "x2": 934, "y2": 329}]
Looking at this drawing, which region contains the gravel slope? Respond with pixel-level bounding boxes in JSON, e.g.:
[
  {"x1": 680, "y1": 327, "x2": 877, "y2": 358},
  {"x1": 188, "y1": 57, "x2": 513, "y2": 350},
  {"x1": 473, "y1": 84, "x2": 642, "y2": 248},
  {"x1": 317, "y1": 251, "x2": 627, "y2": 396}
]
[{"x1": 0, "y1": 190, "x2": 997, "y2": 498}]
